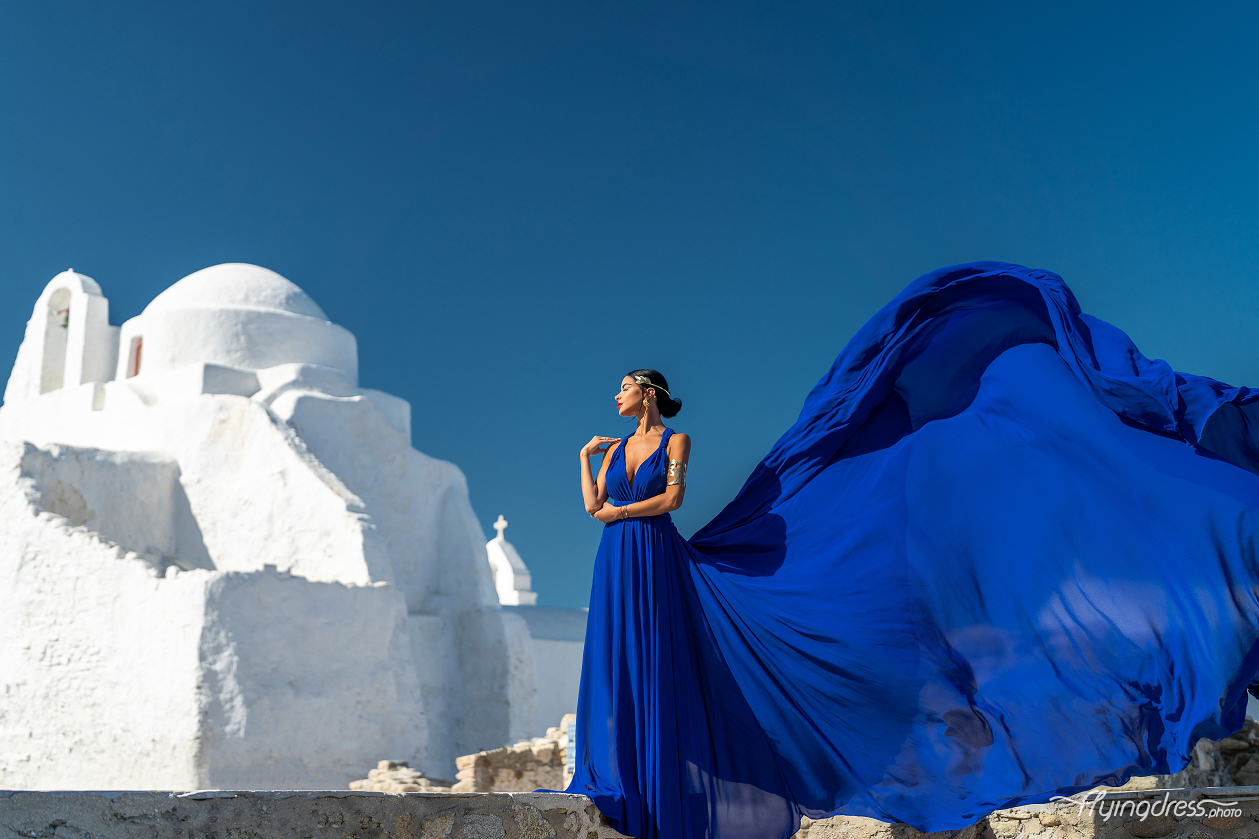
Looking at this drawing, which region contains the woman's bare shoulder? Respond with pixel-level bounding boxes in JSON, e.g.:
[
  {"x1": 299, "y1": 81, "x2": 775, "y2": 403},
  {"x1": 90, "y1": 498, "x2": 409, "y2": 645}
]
[{"x1": 668, "y1": 431, "x2": 691, "y2": 453}]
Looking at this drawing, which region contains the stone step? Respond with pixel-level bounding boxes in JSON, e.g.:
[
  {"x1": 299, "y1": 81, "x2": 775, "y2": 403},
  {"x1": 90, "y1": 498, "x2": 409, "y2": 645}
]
[
  {"x1": 5, "y1": 787, "x2": 1259, "y2": 839},
  {"x1": 0, "y1": 791, "x2": 631, "y2": 839}
]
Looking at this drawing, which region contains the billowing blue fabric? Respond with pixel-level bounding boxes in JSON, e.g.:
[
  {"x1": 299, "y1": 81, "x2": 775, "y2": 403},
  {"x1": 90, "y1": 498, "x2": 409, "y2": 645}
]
[{"x1": 566, "y1": 262, "x2": 1259, "y2": 837}]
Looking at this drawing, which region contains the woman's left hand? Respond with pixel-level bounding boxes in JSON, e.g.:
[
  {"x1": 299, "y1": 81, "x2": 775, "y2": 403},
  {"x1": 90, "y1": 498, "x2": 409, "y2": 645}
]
[{"x1": 592, "y1": 502, "x2": 621, "y2": 524}]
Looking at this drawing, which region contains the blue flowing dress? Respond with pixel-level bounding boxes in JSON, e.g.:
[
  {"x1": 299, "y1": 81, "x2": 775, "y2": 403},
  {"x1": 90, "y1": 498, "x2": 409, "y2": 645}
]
[{"x1": 566, "y1": 262, "x2": 1259, "y2": 837}]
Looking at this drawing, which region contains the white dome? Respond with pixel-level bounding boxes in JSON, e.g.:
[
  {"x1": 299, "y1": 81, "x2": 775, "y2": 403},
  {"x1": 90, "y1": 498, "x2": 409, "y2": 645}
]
[
  {"x1": 144, "y1": 264, "x2": 328, "y2": 320},
  {"x1": 118, "y1": 263, "x2": 357, "y2": 381}
]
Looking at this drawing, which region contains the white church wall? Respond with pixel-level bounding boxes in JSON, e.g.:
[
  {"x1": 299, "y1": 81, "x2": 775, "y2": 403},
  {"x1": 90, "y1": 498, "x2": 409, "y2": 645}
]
[
  {"x1": 0, "y1": 441, "x2": 210, "y2": 789},
  {"x1": 0, "y1": 263, "x2": 571, "y2": 787},
  {"x1": 358, "y1": 388, "x2": 412, "y2": 440},
  {"x1": 502, "y1": 606, "x2": 588, "y2": 738},
  {"x1": 156, "y1": 396, "x2": 390, "y2": 585},
  {"x1": 271, "y1": 386, "x2": 530, "y2": 767},
  {"x1": 0, "y1": 391, "x2": 389, "y2": 585},
  {"x1": 19, "y1": 443, "x2": 184, "y2": 565},
  {"x1": 481, "y1": 518, "x2": 586, "y2": 738},
  {"x1": 406, "y1": 612, "x2": 458, "y2": 780},
  {"x1": 117, "y1": 307, "x2": 357, "y2": 381},
  {"x1": 500, "y1": 610, "x2": 540, "y2": 746},
  {"x1": 270, "y1": 390, "x2": 449, "y2": 611},
  {"x1": 255, "y1": 363, "x2": 358, "y2": 405},
  {"x1": 196, "y1": 569, "x2": 426, "y2": 790},
  {"x1": 529, "y1": 637, "x2": 585, "y2": 736},
  {"x1": 0, "y1": 439, "x2": 431, "y2": 791},
  {"x1": 120, "y1": 363, "x2": 263, "y2": 405}
]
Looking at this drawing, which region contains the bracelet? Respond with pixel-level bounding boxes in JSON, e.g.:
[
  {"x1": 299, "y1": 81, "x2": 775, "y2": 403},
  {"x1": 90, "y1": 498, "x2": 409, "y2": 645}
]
[{"x1": 621, "y1": 505, "x2": 630, "y2": 520}]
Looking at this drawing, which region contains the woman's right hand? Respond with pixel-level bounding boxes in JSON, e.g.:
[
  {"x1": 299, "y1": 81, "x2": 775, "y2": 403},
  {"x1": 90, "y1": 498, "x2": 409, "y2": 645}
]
[
  {"x1": 592, "y1": 502, "x2": 621, "y2": 524},
  {"x1": 582, "y1": 436, "x2": 619, "y2": 458}
]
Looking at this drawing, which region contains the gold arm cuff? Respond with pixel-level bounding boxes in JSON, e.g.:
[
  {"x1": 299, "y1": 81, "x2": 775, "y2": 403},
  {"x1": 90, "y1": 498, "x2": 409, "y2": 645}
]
[{"x1": 666, "y1": 458, "x2": 687, "y2": 486}]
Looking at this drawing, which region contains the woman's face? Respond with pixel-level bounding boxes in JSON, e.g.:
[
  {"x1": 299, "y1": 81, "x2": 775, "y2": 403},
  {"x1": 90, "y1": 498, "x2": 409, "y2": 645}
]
[{"x1": 616, "y1": 376, "x2": 646, "y2": 417}]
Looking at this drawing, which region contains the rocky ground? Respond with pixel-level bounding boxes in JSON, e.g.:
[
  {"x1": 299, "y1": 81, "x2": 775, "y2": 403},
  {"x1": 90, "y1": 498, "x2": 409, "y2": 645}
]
[
  {"x1": 339, "y1": 719, "x2": 1259, "y2": 838},
  {"x1": 1155, "y1": 716, "x2": 1259, "y2": 788},
  {"x1": 349, "y1": 725, "x2": 567, "y2": 794}
]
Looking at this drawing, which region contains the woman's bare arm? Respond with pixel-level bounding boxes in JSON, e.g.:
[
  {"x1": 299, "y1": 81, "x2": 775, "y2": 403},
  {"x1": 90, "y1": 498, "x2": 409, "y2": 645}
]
[{"x1": 581, "y1": 436, "x2": 620, "y2": 515}]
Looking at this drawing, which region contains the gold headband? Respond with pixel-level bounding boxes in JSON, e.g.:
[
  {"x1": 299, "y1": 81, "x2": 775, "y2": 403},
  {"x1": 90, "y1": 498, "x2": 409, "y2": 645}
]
[
  {"x1": 633, "y1": 376, "x2": 670, "y2": 397},
  {"x1": 629, "y1": 372, "x2": 669, "y2": 398}
]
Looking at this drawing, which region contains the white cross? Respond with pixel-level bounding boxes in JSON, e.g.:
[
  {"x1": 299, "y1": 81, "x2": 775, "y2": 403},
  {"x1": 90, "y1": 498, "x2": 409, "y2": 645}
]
[{"x1": 493, "y1": 515, "x2": 508, "y2": 540}]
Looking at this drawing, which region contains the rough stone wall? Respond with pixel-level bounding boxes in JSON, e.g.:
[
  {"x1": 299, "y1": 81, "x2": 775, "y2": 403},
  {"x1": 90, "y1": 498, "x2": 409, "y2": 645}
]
[
  {"x1": 7, "y1": 788, "x2": 1259, "y2": 839},
  {"x1": 794, "y1": 786, "x2": 1259, "y2": 838},
  {"x1": 0, "y1": 791, "x2": 631, "y2": 839},
  {"x1": 350, "y1": 761, "x2": 454, "y2": 793},
  {"x1": 1157, "y1": 717, "x2": 1259, "y2": 788},
  {"x1": 339, "y1": 725, "x2": 1259, "y2": 838},
  {"x1": 450, "y1": 730, "x2": 566, "y2": 793},
  {"x1": 350, "y1": 728, "x2": 568, "y2": 795}
]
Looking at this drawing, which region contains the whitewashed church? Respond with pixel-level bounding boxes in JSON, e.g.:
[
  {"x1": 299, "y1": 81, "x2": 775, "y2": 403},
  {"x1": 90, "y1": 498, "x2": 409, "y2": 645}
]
[{"x1": 0, "y1": 265, "x2": 586, "y2": 790}]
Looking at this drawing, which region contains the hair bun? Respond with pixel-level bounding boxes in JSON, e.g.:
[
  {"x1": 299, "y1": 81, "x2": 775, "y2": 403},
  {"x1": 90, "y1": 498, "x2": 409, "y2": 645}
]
[{"x1": 628, "y1": 368, "x2": 682, "y2": 419}]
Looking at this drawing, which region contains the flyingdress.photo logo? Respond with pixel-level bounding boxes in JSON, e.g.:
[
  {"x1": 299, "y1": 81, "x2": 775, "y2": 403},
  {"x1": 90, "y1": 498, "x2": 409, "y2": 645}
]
[{"x1": 1050, "y1": 790, "x2": 1241, "y2": 822}]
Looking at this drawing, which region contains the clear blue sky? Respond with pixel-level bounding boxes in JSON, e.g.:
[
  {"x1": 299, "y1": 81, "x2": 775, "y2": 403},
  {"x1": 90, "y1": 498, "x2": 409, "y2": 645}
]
[{"x1": 2, "y1": 2, "x2": 1256, "y2": 607}]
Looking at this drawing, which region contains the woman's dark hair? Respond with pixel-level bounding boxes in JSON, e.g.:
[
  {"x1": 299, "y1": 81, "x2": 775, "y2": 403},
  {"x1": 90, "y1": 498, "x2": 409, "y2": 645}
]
[{"x1": 627, "y1": 369, "x2": 683, "y2": 418}]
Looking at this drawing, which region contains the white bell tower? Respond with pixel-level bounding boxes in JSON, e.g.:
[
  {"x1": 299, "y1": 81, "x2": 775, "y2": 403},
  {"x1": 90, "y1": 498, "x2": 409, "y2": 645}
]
[{"x1": 485, "y1": 515, "x2": 538, "y2": 606}]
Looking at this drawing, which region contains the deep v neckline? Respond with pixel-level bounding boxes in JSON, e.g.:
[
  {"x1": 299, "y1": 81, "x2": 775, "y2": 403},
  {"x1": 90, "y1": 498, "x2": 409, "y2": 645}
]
[{"x1": 622, "y1": 430, "x2": 668, "y2": 488}]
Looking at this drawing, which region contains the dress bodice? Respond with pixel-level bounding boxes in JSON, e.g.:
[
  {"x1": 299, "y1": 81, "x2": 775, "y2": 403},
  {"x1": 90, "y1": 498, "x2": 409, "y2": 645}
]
[{"x1": 607, "y1": 428, "x2": 673, "y2": 508}]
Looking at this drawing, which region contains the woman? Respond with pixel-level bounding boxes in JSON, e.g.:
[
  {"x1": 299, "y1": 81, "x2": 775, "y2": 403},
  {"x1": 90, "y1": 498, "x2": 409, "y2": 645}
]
[{"x1": 568, "y1": 262, "x2": 1259, "y2": 839}]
